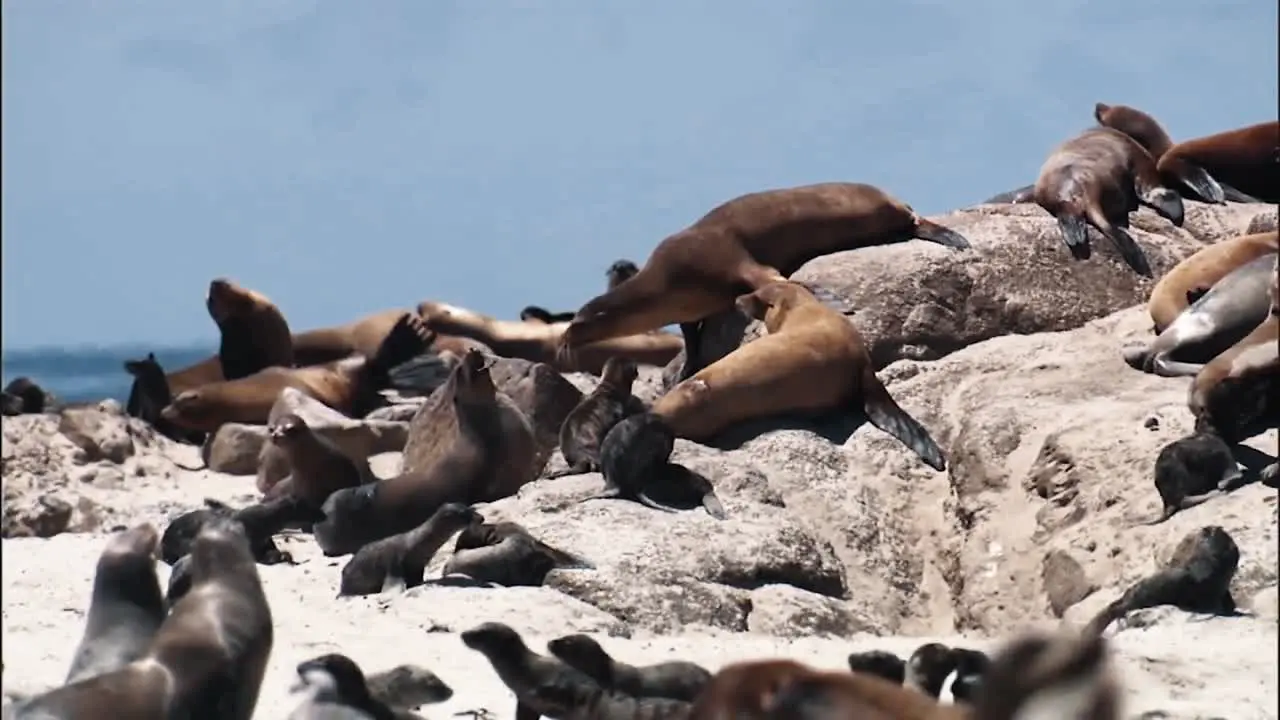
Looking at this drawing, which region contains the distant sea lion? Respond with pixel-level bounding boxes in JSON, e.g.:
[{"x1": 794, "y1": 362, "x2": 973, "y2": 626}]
[
  {"x1": 63, "y1": 524, "x2": 166, "y2": 685},
  {"x1": 546, "y1": 633, "x2": 711, "y2": 701},
  {"x1": 521, "y1": 259, "x2": 642, "y2": 325},
  {"x1": 12, "y1": 517, "x2": 274, "y2": 720},
  {"x1": 1122, "y1": 252, "x2": 1276, "y2": 375},
  {"x1": 845, "y1": 650, "x2": 906, "y2": 684},
  {"x1": 527, "y1": 671, "x2": 693, "y2": 719},
  {"x1": 123, "y1": 353, "x2": 207, "y2": 445},
  {"x1": 1, "y1": 377, "x2": 52, "y2": 416},
  {"x1": 1032, "y1": 127, "x2": 1184, "y2": 277},
  {"x1": 460, "y1": 621, "x2": 600, "y2": 720},
  {"x1": 206, "y1": 277, "x2": 295, "y2": 382},
  {"x1": 1140, "y1": 432, "x2": 1244, "y2": 526},
  {"x1": 266, "y1": 413, "x2": 369, "y2": 508},
  {"x1": 1144, "y1": 230, "x2": 1278, "y2": 333},
  {"x1": 417, "y1": 300, "x2": 683, "y2": 375},
  {"x1": 558, "y1": 182, "x2": 970, "y2": 381},
  {"x1": 442, "y1": 521, "x2": 594, "y2": 587},
  {"x1": 337, "y1": 502, "x2": 482, "y2": 596},
  {"x1": 1158, "y1": 121, "x2": 1279, "y2": 204},
  {"x1": 288, "y1": 654, "x2": 430, "y2": 720},
  {"x1": 1084, "y1": 526, "x2": 1239, "y2": 637},
  {"x1": 160, "y1": 312, "x2": 433, "y2": 432},
  {"x1": 592, "y1": 413, "x2": 728, "y2": 518},
  {"x1": 160, "y1": 495, "x2": 312, "y2": 566},
  {"x1": 314, "y1": 350, "x2": 536, "y2": 556},
  {"x1": 546, "y1": 357, "x2": 645, "y2": 479}
]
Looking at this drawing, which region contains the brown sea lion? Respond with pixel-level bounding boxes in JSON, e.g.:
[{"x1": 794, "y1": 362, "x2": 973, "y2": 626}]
[
  {"x1": 337, "y1": 502, "x2": 482, "y2": 596},
  {"x1": 288, "y1": 654, "x2": 435, "y2": 719},
  {"x1": 460, "y1": 622, "x2": 604, "y2": 720},
  {"x1": 12, "y1": 517, "x2": 274, "y2": 720},
  {"x1": 122, "y1": 353, "x2": 208, "y2": 445},
  {"x1": 1122, "y1": 253, "x2": 1276, "y2": 376},
  {"x1": 160, "y1": 495, "x2": 309, "y2": 567},
  {"x1": 1144, "y1": 230, "x2": 1279, "y2": 333},
  {"x1": 593, "y1": 413, "x2": 729, "y2": 518},
  {"x1": 206, "y1": 278, "x2": 295, "y2": 382},
  {"x1": 1, "y1": 377, "x2": 53, "y2": 415},
  {"x1": 63, "y1": 524, "x2": 166, "y2": 685},
  {"x1": 417, "y1": 300, "x2": 683, "y2": 374},
  {"x1": 312, "y1": 349, "x2": 537, "y2": 556},
  {"x1": 1158, "y1": 121, "x2": 1279, "y2": 204},
  {"x1": 546, "y1": 357, "x2": 645, "y2": 479},
  {"x1": 546, "y1": 634, "x2": 711, "y2": 702},
  {"x1": 159, "y1": 312, "x2": 433, "y2": 432},
  {"x1": 266, "y1": 413, "x2": 370, "y2": 508},
  {"x1": 1140, "y1": 432, "x2": 1246, "y2": 526},
  {"x1": 557, "y1": 182, "x2": 970, "y2": 380},
  {"x1": 442, "y1": 521, "x2": 594, "y2": 587},
  {"x1": 642, "y1": 281, "x2": 946, "y2": 469},
  {"x1": 1032, "y1": 127, "x2": 1184, "y2": 277}
]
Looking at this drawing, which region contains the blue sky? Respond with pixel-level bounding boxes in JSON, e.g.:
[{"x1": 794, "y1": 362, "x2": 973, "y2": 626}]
[{"x1": 3, "y1": 0, "x2": 1276, "y2": 351}]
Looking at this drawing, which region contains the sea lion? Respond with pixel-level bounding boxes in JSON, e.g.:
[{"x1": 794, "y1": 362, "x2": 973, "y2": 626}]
[
  {"x1": 946, "y1": 648, "x2": 989, "y2": 703},
  {"x1": 160, "y1": 312, "x2": 434, "y2": 432},
  {"x1": 337, "y1": 502, "x2": 482, "y2": 596},
  {"x1": 1143, "y1": 230, "x2": 1279, "y2": 333},
  {"x1": 968, "y1": 630, "x2": 1119, "y2": 720},
  {"x1": 526, "y1": 672, "x2": 693, "y2": 720},
  {"x1": 206, "y1": 277, "x2": 294, "y2": 382},
  {"x1": 1140, "y1": 432, "x2": 1245, "y2": 526},
  {"x1": 63, "y1": 524, "x2": 166, "y2": 685},
  {"x1": 442, "y1": 521, "x2": 594, "y2": 586},
  {"x1": 460, "y1": 621, "x2": 601, "y2": 720},
  {"x1": 288, "y1": 654, "x2": 431, "y2": 720},
  {"x1": 123, "y1": 353, "x2": 207, "y2": 445},
  {"x1": 1032, "y1": 127, "x2": 1184, "y2": 277},
  {"x1": 1158, "y1": 120, "x2": 1279, "y2": 204},
  {"x1": 1, "y1": 377, "x2": 52, "y2": 415},
  {"x1": 845, "y1": 650, "x2": 905, "y2": 684},
  {"x1": 592, "y1": 413, "x2": 728, "y2": 518},
  {"x1": 904, "y1": 643, "x2": 958, "y2": 699},
  {"x1": 558, "y1": 182, "x2": 970, "y2": 380},
  {"x1": 1083, "y1": 525, "x2": 1240, "y2": 637},
  {"x1": 160, "y1": 495, "x2": 313, "y2": 566},
  {"x1": 547, "y1": 357, "x2": 645, "y2": 479},
  {"x1": 546, "y1": 633, "x2": 711, "y2": 701},
  {"x1": 417, "y1": 300, "x2": 683, "y2": 374},
  {"x1": 1122, "y1": 253, "x2": 1276, "y2": 376},
  {"x1": 981, "y1": 185, "x2": 1035, "y2": 204},
  {"x1": 267, "y1": 412, "x2": 370, "y2": 508},
  {"x1": 521, "y1": 259, "x2": 642, "y2": 325},
  {"x1": 362, "y1": 664, "x2": 454, "y2": 709},
  {"x1": 313, "y1": 349, "x2": 537, "y2": 557},
  {"x1": 11, "y1": 517, "x2": 274, "y2": 720}
]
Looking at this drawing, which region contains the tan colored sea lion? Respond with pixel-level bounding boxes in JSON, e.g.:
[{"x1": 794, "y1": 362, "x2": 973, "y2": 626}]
[
  {"x1": 206, "y1": 278, "x2": 295, "y2": 382},
  {"x1": 1145, "y1": 230, "x2": 1279, "y2": 333},
  {"x1": 416, "y1": 300, "x2": 682, "y2": 374},
  {"x1": 1159, "y1": 121, "x2": 1279, "y2": 204},
  {"x1": 556, "y1": 182, "x2": 970, "y2": 380},
  {"x1": 1032, "y1": 127, "x2": 1184, "y2": 277}
]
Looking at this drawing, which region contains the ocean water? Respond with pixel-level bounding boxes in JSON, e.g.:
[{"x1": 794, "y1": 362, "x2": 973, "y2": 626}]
[{"x1": 1, "y1": 344, "x2": 213, "y2": 405}]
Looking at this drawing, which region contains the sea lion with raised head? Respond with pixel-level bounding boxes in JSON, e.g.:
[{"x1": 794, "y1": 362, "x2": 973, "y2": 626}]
[
  {"x1": 558, "y1": 182, "x2": 970, "y2": 381},
  {"x1": 547, "y1": 357, "x2": 645, "y2": 479},
  {"x1": 547, "y1": 633, "x2": 711, "y2": 701},
  {"x1": 1032, "y1": 127, "x2": 1184, "y2": 277},
  {"x1": 123, "y1": 353, "x2": 208, "y2": 445},
  {"x1": 160, "y1": 312, "x2": 434, "y2": 433},
  {"x1": 1123, "y1": 253, "x2": 1276, "y2": 376},
  {"x1": 161, "y1": 495, "x2": 313, "y2": 566},
  {"x1": 1143, "y1": 230, "x2": 1278, "y2": 333},
  {"x1": 266, "y1": 412, "x2": 370, "y2": 508},
  {"x1": 362, "y1": 663, "x2": 454, "y2": 709},
  {"x1": 526, "y1": 672, "x2": 693, "y2": 720},
  {"x1": 338, "y1": 502, "x2": 482, "y2": 596},
  {"x1": 591, "y1": 413, "x2": 728, "y2": 518},
  {"x1": 418, "y1": 300, "x2": 683, "y2": 374},
  {"x1": 1140, "y1": 432, "x2": 1245, "y2": 526},
  {"x1": 206, "y1": 277, "x2": 295, "y2": 382},
  {"x1": 1158, "y1": 120, "x2": 1279, "y2": 204},
  {"x1": 12, "y1": 517, "x2": 274, "y2": 720},
  {"x1": 460, "y1": 621, "x2": 601, "y2": 720},
  {"x1": 442, "y1": 521, "x2": 594, "y2": 587},
  {"x1": 1084, "y1": 525, "x2": 1240, "y2": 637},
  {"x1": 287, "y1": 654, "x2": 432, "y2": 719},
  {"x1": 313, "y1": 349, "x2": 537, "y2": 557},
  {"x1": 521, "y1": 259, "x2": 641, "y2": 326},
  {"x1": 63, "y1": 524, "x2": 166, "y2": 685}
]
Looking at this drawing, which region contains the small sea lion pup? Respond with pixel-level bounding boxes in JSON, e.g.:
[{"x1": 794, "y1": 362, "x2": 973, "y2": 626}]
[
  {"x1": 1084, "y1": 525, "x2": 1240, "y2": 637},
  {"x1": 123, "y1": 353, "x2": 207, "y2": 445},
  {"x1": 1032, "y1": 127, "x2": 1184, "y2": 277},
  {"x1": 1, "y1": 377, "x2": 53, "y2": 416},
  {"x1": 1142, "y1": 230, "x2": 1278, "y2": 333},
  {"x1": 527, "y1": 671, "x2": 693, "y2": 720},
  {"x1": 460, "y1": 621, "x2": 604, "y2": 720},
  {"x1": 442, "y1": 520, "x2": 595, "y2": 587},
  {"x1": 1122, "y1": 252, "x2": 1277, "y2": 376},
  {"x1": 338, "y1": 502, "x2": 483, "y2": 597},
  {"x1": 12, "y1": 517, "x2": 274, "y2": 720},
  {"x1": 557, "y1": 181, "x2": 971, "y2": 381},
  {"x1": 1140, "y1": 432, "x2": 1245, "y2": 526},
  {"x1": 521, "y1": 258, "x2": 642, "y2": 325},
  {"x1": 845, "y1": 650, "x2": 906, "y2": 684},
  {"x1": 206, "y1": 277, "x2": 295, "y2": 382},
  {"x1": 1158, "y1": 120, "x2": 1279, "y2": 204},
  {"x1": 547, "y1": 357, "x2": 646, "y2": 479},
  {"x1": 63, "y1": 524, "x2": 166, "y2": 685},
  {"x1": 546, "y1": 633, "x2": 712, "y2": 702},
  {"x1": 267, "y1": 412, "x2": 369, "y2": 508},
  {"x1": 287, "y1": 654, "x2": 430, "y2": 720},
  {"x1": 160, "y1": 495, "x2": 310, "y2": 566},
  {"x1": 593, "y1": 413, "x2": 729, "y2": 518}
]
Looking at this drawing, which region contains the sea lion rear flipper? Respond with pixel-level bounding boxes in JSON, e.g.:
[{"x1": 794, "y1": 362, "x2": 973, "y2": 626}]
[
  {"x1": 1138, "y1": 505, "x2": 1176, "y2": 527},
  {"x1": 700, "y1": 492, "x2": 729, "y2": 520},
  {"x1": 982, "y1": 184, "x2": 1035, "y2": 204},
  {"x1": 634, "y1": 491, "x2": 681, "y2": 514},
  {"x1": 544, "y1": 462, "x2": 592, "y2": 480},
  {"x1": 1054, "y1": 215, "x2": 1092, "y2": 259},
  {"x1": 1150, "y1": 354, "x2": 1207, "y2": 378},
  {"x1": 386, "y1": 353, "x2": 456, "y2": 398},
  {"x1": 1120, "y1": 344, "x2": 1153, "y2": 372},
  {"x1": 538, "y1": 542, "x2": 596, "y2": 571},
  {"x1": 1217, "y1": 465, "x2": 1246, "y2": 492},
  {"x1": 861, "y1": 376, "x2": 947, "y2": 472},
  {"x1": 911, "y1": 218, "x2": 971, "y2": 250},
  {"x1": 1170, "y1": 163, "x2": 1227, "y2": 204},
  {"x1": 381, "y1": 573, "x2": 407, "y2": 594},
  {"x1": 1177, "y1": 488, "x2": 1225, "y2": 510},
  {"x1": 579, "y1": 486, "x2": 623, "y2": 505},
  {"x1": 1218, "y1": 182, "x2": 1262, "y2": 204}
]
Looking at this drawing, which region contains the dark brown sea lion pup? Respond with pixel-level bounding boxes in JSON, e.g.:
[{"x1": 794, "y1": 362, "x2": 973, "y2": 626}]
[
  {"x1": 1144, "y1": 230, "x2": 1279, "y2": 333},
  {"x1": 521, "y1": 259, "x2": 641, "y2": 325},
  {"x1": 63, "y1": 524, "x2": 166, "y2": 685},
  {"x1": 845, "y1": 650, "x2": 906, "y2": 684},
  {"x1": 314, "y1": 350, "x2": 536, "y2": 556},
  {"x1": 417, "y1": 300, "x2": 683, "y2": 375},
  {"x1": 206, "y1": 277, "x2": 295, "y2": 382},
  {"x1": 460, "y1": 621, "x2": 602, "y2": 720},
  {"x1": 266, "y1": 412, "x2": 370, "y2": 507},
  {"x1": 288, "y1": 654, "x2": 434, "y2": 719},
  {"x1": 594, "y1": 413, "x2": 729, "y2": 518},
  {"x1": 547, "y1": 357, "x2": 646, "y2": 479},
  {"x1": 1158, "y1": 120, "x2": 1280, "y2": 204},
  {"x1": 11, "y1": 517, "x2": 274, "y2": 720},
  {"x1": 160, "y1": 495, "x2": 312, "y2": 566},
  {"x1": 160, "y1": 312, "x2": 434, "y2": 432},
  {"x1": 547, "y1": 633, "x2": 711, "y2": 701},
  {"x1": 558, "y1": 182, "x2": 970, "y2": 380},
  {"x1": 1084, "y1": 525, "x2": 1239, "y2": 637},
  {"x1": 362, "y1": 664, "x2": 454, "y2": 709},
  {"x1": 1032, "y1": 127, "x2": 1184, "y2": 277},
  {"x1": 1, "y1": 377, "x2": 53, "y2": 416},
  {"x1": 527, "y1": 672, "x2": 693, "y2": 719},
  {"x1": 337, "y1": 502, "x2": 482, "y2": 597},
  {"x1": 123, "y1": 353, "x2": 208, "y2": 445},
  {"x1": 442, "y1": 521, "x2": 595, "y2": 586},
  {"x1": 904, "y1": 642, "x2": 960, "y2": 699},
  {"x1": 1140, "y1": 432, "x2": 1245, "y2": 526},
  {"x1": 1122, "y1": 252, "x2": 1276, "y2": 376}
]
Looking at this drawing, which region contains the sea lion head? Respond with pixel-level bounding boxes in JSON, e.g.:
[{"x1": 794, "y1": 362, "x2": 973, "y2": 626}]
[
  {"x1": 161, "y1": 389, "x2": 220, "y2": 431},
  {"x1": 460, "y1": 621, "x2": 528, "y2": 659},
  {"x1": 605, "y1": 259, "x2": 640, "y2": 288},
  {"x1": 734, "y1": 281, "x2": 807, "y2": 331},
  {"x1": 434, "y1": 502, "x2": 484, "y2": 531},
  {"x1": 367, "y1": 665, "x2": 454, "y2": 705},
  {"x1": 122, "y1": 352, "x2": 160, "y2": 378},
  {"x1": 206, "y1": 277, "x2": 247, "y2": 323},
  {"x1": 188, "y1": 515, "x2": 254, "y2": 581},
  {"x1": 519, "y1": 306, "x2": 556, "y2": 324},
  {"x1": 294, "y1": 654, "x2": 373, "y2": 705},
  {"x1": 599, "y1": 357, "x2": 638, "y2": 390},
  {"x1": 268, "y1": 413, "x2": 309, "y2": 446},
  {"x1": 1, "y1": 377, "x2": 50, "y2": 414},
  {"x1": 546, "y1": 633, "x2": 610, "y2": 670},
  {"x1": 1093, "y1": 102, "x2": 1112, "y2": 125},
  {"x1": 454, "y1": 349, "x2": 496, "y2": 403},
  {"x1": 314, "y1": 484, "x2": 378, "y2": 557},
  {"x1": 905, "y1": 642, "x2": 957, "y2": 697}
]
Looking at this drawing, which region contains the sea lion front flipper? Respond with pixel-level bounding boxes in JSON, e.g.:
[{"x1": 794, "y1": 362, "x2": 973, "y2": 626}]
[
  {"x1": 1176, "y1": 489, "x2": 1225, "y2": 510},
  {"x1": 537, "y1": 542, "x2": 596, "y2": 571},
  {"x1": 1087, "y1": 213, "x2": 1152, "y2": 277},
  {"x1": 387, "y1": 352, "x2": 456, "y2": 398},
  {"x1": 634, "y1": 491, "x2": 681, "y2": 514},
  {"x1": 700, "y1": 492, "x2": 729, "y2": 520},
  {"x1": 911, "y1": 218, "x2": 971, "y2": 250},
  {"x1": 1120, "y1": 344, "x2": 1153, "y2": 372},
  {"x1": 861, "y1": 374, "x2": 947, "y2": 472},
  {"x1": 579, "y1": 486, "x2": 623, "y2": 505},
  {"x1": 1150, "y1": 354, "x2": 1207, "y2": 378},
  {"x1": 1138, "y1": 505, "x2": 1176, "y2": 527},
  {"x1": 1054, "y1": 215, "x2": 1093, "y2": 259},
  {"x1": 1218, "y1": 182, "x2": 1262, "y2": 204},
  {"x1": 1217, "y1": 465, "x2": 1246, "y2": 492},
  {"x1": 544, "y1": 461, "x2": 593, "y2": 480},
  {"x1": 381, "y1": 572, "x2": 407, "y2": 594},
  {"x1": 793, "y1": 281, "x2": 856, "y2": 314},
  {"x1": 678, "y1": 321, "x2": 705, "y2": 381},
  {"x1": 1169, "y1": 163, "x2": 1227, "y2": 204}
]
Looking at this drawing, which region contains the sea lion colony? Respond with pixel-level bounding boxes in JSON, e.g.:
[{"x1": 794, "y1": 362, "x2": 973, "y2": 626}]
[{"x1": 2, "y1": 99, "x2": 1276, "y2": 718}]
